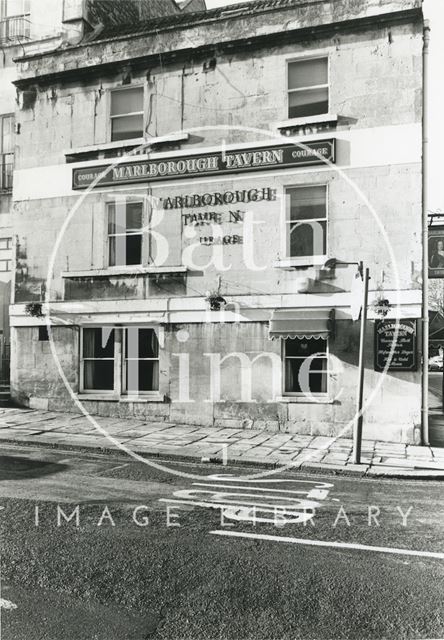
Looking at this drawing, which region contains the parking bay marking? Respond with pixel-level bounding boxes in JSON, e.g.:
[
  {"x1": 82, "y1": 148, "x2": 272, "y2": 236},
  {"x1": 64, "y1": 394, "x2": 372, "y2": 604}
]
[{"x1": 210, "y1": 530, "x2": 444, "y2": 560}]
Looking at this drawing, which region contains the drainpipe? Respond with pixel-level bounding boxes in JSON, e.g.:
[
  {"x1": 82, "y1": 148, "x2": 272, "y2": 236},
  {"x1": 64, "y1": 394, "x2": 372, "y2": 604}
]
[{"x1": 422, "y1": 19, "x2": 431, "y2": 445}]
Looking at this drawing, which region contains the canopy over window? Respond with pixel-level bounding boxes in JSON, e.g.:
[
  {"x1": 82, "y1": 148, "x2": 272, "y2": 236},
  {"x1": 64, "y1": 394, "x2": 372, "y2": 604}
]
[{"x1": 269, "y1": 308, "x2": 335, "y2": 340}]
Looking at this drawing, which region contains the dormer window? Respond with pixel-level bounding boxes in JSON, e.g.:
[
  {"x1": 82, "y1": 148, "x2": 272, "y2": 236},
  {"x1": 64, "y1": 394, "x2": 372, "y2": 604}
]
[{"x1": 110, "y1": 86, "x2": 144, "y2": 142}]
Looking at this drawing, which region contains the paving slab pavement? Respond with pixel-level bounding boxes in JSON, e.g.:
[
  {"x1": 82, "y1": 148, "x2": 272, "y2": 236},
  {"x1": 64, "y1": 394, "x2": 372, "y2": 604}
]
[{"x1": 0, "y1": 407, "x2": 443, "y2": 479}]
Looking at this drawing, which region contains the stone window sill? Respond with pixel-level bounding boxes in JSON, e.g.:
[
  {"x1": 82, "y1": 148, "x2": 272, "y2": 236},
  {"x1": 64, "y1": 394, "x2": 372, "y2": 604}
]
[
  {"x1": 77, "y1": 394, "x2": 166, "y2": 403},
  {"x1": 62, "y1": 266, "x2": 187, "y2": 278},
  {"x1": 275, "y1": 114, "x2": 338, "y2": 131},
  {"x1": 64, "y1": 132, "x2": 190, "y2": 160},
  {"x1": 274, "y1": 256, "x2": 326, "y2": 269},
  {"x1": 276, "y1": 396, "x2": 335, "y2": 405}
]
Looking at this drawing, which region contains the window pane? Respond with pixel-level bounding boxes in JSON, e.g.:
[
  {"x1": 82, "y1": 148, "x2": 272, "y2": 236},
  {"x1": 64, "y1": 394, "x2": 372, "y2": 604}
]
[
  {"x1": 285, "y1": 338, "x2": 327, "y2": 357},
  {"x1": 111, "y1": 114, "x2": 144, "y2": 141},
  {"x1": 126, "y1": 202, "x2": 143, "y2": 230},
  {"x1": 83, "y1": 328, "x2": 115, "y2": 358},
  {"x1": 125, "y1": 328, "x2": 159, "y2": 358},
  {"x1": 289, "y1": 186, "x2": 326, "y2": 221},
  {"x1": 309, "y1": 370, "x2": 327, "y2": 393},
  {"x1": 289, "y1": 220, "x2": 326, "y2": 257},
  {"x1": 285, "y1": 356, "x2": 327, "y2": 394},
  {"x1": 288, "y1": 87, "x2": 328, "y2": 119},
  {"x1": 84, "y1": 360, "x2": 114, "y2": 391},
  {"x1": 109, "y1": 234, "x2": 142, "y2": 266},
  {"x1": 111, "y1": 88, "x2": 143, "y2": 116},
  {"x1": 126, "y1": 360, "x2": 159, "y2": 392},
  {"x1": 1, "y1": 116, "x2": 14, "y2": 154},
  {"x1": 108, "y1": 202, "x2": 143, "y2": 234},
  {"x1": 288, "y1": 59, "x2": 328, "y2": 90},
  {"x1": 126, "y1": 234, "x2": 142, "y2": 265},
  {"x1": 285, "y1": 358, "x2": 302, "y2": 393}
]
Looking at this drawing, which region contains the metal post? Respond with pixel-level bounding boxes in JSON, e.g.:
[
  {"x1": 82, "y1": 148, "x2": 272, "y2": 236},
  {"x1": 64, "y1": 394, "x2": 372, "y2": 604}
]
[
  {"x1": 353, "y1": 264, "x2": 369, "y2": 465},
  {"x1": 422, "y1": 20, "x2": 431, "y2": 444}
]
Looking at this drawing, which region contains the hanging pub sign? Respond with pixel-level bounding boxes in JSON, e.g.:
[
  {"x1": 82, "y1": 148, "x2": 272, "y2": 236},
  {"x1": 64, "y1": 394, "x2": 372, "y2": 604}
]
[
  {"x1": 72, "y1": 139, "x2": 335, "y2": 190},
  {"x1": 374, "y1": 319, "x2": 417, "y2": 372},
  {"x1": 428, "y1": 225, "x2": 444, "y2": 278}
]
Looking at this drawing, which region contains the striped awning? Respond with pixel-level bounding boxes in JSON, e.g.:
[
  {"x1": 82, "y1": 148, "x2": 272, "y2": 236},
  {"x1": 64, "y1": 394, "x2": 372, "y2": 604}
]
[{"x1": 269, "y1": 308, "x2": 335, "y2": 340}]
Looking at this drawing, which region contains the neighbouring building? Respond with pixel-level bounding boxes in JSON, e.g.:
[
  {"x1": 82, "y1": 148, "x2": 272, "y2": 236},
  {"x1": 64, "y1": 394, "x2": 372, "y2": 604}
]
[
  {"x1": 0, "y1": 0, "x2": 71, "y2": 397},
  {"x1": 10, "y1": 0, "x2": 425, "y2": 443}
]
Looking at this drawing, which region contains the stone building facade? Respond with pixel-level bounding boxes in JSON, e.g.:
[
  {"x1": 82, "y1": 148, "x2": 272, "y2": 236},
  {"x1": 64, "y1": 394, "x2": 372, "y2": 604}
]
[{"x1": 10, "y1": 0, "x2": 425, "y2": 443}]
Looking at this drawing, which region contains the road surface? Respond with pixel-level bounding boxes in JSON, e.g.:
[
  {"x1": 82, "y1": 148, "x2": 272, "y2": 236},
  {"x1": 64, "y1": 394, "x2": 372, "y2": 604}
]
[{"x1": 0, "y1": 443, "x2": 443, "y2": 639}]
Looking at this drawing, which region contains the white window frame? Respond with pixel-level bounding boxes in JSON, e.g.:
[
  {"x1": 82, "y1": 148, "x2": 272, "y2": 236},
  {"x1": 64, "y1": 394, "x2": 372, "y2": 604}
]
[
  {"x1": 106, "y1": 198, "x2": 146, "y2": 268},
  {"x1": 282, "y1": 183, "x2": 328, "y2": 266},
  {"x1": 109, "y1": 85, "x2": 145, "y2": 143},
  {"x1": 80, "y1": 326, "x2": 117, "y2": 396},
  {"x1": 286, "y1": 55, "x2": 329, "y2": 120},
  {"x1": 80, "y1": 325, "x2": 163, "y2": 398},
  {"x1": 0, "y1": 237, "x2": 12, "y2": 250},
  {"x1": 0, "y1": 259, "x2": 11, "y2": 272},
  {"x1": 122, "y1": 327, "x2": 160, "y2": 397},
  {"x1": 282, "y1": 337, "x2": 329, "y2": 398}
]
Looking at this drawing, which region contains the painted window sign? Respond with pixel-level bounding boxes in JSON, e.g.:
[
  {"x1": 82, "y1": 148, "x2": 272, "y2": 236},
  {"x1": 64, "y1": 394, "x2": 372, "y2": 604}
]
[
  {"x1": 374, "y1": 320, "x2": 417, "y2": 372},
  {"x1": 72, "y1": 140, "x2": 336, "y2": 190}
]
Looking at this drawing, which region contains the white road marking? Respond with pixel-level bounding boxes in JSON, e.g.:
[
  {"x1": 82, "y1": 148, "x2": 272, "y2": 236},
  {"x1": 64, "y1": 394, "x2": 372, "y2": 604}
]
[
  {"x1": 192, "y1": 483, "x2": 330, "y2": 499},
  {"x1": 0, "y1": 598, "x2": 17, "y2": 611},
  {"x1": 210, "y1": 530, "x2": 444, "y2": 560}
]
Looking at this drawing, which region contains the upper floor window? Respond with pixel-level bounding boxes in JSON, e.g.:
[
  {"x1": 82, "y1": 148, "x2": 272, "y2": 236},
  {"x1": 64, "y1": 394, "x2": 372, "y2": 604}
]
[
  {"x1": 108, "y1": 201, "x2": 144, "y2": 267},
  {"x1": 0, "y1": 0, "x2": 30, "y2": 41},
  {"x1": 287, "y1": 58, "x2": 328, "y2": 119},
  {"x1": 0, "y1": 115, "x2": 13, "y2": 192},
  {"x1": 0, "y1": 237, "x2": 12, "y2": 250},
  {"x1": 0, "y1": 259, "x2": 11, "y2": 272},
  {"x1": 110, "y1": 87, "x2": 144, "y2": 142},
  {"x1": 285, "y1": 185, "x2": 327, "y2": 259}
]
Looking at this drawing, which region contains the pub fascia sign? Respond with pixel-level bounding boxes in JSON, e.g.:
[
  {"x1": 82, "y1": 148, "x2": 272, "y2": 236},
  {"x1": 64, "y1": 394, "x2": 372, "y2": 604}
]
[{"x1": 72, "y1": 139, "x2": 336, "y2": 190}]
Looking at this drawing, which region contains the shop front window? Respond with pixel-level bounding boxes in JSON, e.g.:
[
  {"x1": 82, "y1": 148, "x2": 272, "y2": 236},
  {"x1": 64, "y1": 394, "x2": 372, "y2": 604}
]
[
  {"x1": 81, "y1": 327, "x2": 160, "y2": 396},
  {"x1": 284, "y1": 337, "x2": 328, "y2": 395}
]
